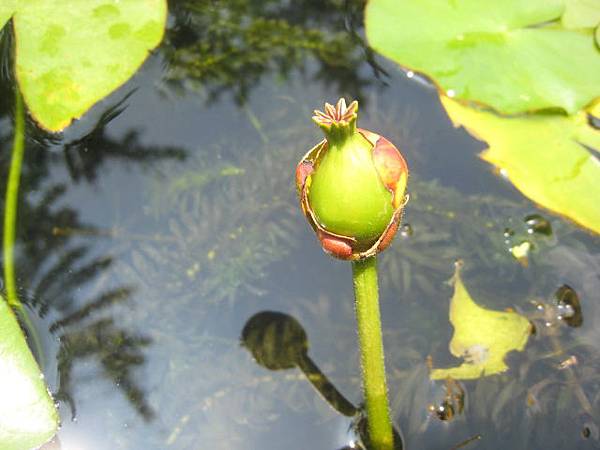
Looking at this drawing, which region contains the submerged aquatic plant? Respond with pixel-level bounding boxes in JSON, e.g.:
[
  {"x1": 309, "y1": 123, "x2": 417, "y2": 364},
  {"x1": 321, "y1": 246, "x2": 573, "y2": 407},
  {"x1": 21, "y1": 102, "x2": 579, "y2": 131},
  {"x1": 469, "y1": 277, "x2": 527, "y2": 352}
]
[
  {"x1": 164, "y1": 0, "x2": 376, "y2": 105},
  {"x1": 296, "y1": 98, "x2": 408, "y2": 449}
]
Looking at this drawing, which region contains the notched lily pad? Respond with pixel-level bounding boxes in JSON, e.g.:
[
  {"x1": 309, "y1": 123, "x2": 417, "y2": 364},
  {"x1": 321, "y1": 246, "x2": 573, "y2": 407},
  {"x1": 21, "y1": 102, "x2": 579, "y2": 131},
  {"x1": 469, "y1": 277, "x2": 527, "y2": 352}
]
[
  {"x1": 1, "y1": 0, "x2": 167, "y2": 132},
  {"x1": 0, "y1": 295, "x2": 59, "y2": 450},
  {"x1": 430, "y1": 262, "x2": 532, "y2": 380}
]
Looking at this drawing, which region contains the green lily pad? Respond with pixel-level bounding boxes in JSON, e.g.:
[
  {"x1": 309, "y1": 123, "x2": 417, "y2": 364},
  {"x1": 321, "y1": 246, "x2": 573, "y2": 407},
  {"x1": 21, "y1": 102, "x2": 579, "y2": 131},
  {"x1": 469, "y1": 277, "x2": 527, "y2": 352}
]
[
  {"x1": 0, "y1": 2, "x2": 15, "y2": 28},
  {"x1": 441, "y1": 96, "x2": 600, "y2": 234},
  {"x1": 0, "y1": 295, "x2": 59, "y2": 449},
  {"x1": 592, "y1": 98, "x2": 600, "y2": 118},
  {"x1": 1, "y1": 0, "x2": 167, "y2": 132},
  {"x1": 430, "y1": 263, "x2": 532, "y2": 380},
  {"x1": 365, "y1": 0, "x2": 600, "y2": 114},
  {"x1": 562, "y1": 0, "x2": 600, "y2": 29}
]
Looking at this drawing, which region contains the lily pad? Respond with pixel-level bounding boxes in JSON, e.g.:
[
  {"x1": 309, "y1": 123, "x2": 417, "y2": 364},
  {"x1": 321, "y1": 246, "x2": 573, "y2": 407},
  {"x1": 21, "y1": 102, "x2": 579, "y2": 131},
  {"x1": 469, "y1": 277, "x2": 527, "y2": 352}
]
[
  {"x1": 0, "y1": 295, "x2": 59, "y2": 449},
  {"x1": 562, "y1": 0, "x2": 600, "y2": 29},
  {"x1": 1, "y1": 0, "x2": 167, "y2": 132},
  {"x1": 365, "y1": 0, "x2": 600, "y2": 114},
  {"x1": 441, "y1": 96, "x2": 600, "y2": 235},
  {"x1": 591, "y1": 98, "x2": 600, "y2": 118},
  {"x1": 430, "y1": 262, "x2": 532, "y2": 380},
  {"x1": 0, "y1": 2, "x2": 15, "y2": 28}
]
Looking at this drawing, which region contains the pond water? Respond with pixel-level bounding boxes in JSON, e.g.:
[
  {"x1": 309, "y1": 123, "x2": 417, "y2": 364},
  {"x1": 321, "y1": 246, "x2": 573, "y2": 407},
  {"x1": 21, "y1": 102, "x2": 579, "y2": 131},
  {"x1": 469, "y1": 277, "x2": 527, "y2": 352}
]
[{"x1": 1, "y1": 2, "x2": 600, "y2": 450}]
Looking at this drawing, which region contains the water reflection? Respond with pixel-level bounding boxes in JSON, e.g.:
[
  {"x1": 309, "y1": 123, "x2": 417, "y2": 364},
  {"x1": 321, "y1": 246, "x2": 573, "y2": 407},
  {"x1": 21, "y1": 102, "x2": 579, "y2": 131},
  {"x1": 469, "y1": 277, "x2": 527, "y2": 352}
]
[
  {"x1": 524, "y1": 214, "x2": 553, "y2": 237},
  {"x1": 59, "y1": 94, "x2": 186, "y2": 184},
  {"x1": 242, "y1": 310, "x2": 404, "y2": 450},
  {"x1": 0, "y1": 73, "x2": 185, "y2": 424},
  {"x1": 242, "y1": 311, "x2": 357, "y2": 417},
  {"x1": 426, "y1": 377, "x2": 465, "y2": 423},
  {"x1": 56, "y1": 317, "x2": 154, "y2": 420},
  {"x1": 530, "y1": 284, "x2": 583, "y2": 330},
  {"x1": 554, "y1": 285, "x2": 583, "y2": 328},
  {"x1": 165, "y1": 0, "x2": 379, "y2": 105},
  {"x1": 5, "y1": 177, "x2": 156, "y2": 421}
]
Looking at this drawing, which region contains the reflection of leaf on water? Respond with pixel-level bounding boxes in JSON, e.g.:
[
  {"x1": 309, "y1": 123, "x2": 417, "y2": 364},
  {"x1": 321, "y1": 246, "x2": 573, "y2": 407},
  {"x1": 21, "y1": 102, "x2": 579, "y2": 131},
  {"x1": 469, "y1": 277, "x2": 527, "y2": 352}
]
[
  {"x1": 365, "y1": 0, "x2": 600, "y2": 114},
  {"x1": 164, "y1": 0, "x2": 375, "y2": 104},
  {"x1": 55, "y1": 318, "x2": 153, "y2": 420},
  {"x1": 441, "y1": 96, "x2": 600, "y2": 235},
  {"x1": 45, "y1": 258, "x2": 151, "y2": 420},
  {"x1": 430, "y1": 261, "x2": 532, "y2": 380},
  {"x1": 0, "y1": 0, "x2": 167, "y2": 131},
  {"x1": 0, "y1": 77, "x2": 162, "y2": 418},
  {"x1": 60, "y1": 103, "x2": 187, "y2": 184},
  {"x1": 0, "y1": 62, "x2": 186, "y2": 189},
  {"x1": 18, "y1": 185, "x2": 155, "y2": 420}
]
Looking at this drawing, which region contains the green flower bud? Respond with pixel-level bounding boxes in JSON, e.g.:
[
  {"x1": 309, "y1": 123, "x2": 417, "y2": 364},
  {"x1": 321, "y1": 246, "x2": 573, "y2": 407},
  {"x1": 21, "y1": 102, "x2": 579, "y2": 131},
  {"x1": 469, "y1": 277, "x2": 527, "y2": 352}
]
[{"x1": 296, "y1": 98, "x2": 409, "y2": 260}]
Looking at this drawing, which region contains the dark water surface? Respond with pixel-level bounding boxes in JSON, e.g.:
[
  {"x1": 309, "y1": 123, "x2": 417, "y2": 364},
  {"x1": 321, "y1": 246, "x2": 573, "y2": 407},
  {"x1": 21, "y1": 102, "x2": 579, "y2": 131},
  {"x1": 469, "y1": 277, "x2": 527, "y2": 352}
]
[{"x1": 1, "y1": 2, "x2": 600, "y2": 449}]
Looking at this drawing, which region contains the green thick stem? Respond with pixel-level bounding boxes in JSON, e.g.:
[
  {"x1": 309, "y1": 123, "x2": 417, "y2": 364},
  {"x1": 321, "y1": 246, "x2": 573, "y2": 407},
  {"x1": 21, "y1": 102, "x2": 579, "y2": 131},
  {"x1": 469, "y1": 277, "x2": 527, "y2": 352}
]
[
  {"x1": 3, "y1": 90, "x2": 43, "y2": 362},
  {"x1": 352, "y1": 256, "x2": 393, "y2": 450}
]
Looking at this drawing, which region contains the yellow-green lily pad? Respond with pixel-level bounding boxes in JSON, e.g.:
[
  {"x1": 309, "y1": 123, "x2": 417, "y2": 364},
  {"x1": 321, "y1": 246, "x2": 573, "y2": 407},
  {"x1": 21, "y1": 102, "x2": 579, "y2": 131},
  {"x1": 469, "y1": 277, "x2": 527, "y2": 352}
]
[
  {"x1": 1, "y1": 0, "x2": 167, "y2": 132},
  {"x1": 430, "y1": 262, "x2": 532, "y2": 380},
  {"x1": 441, "y1": 96, "x2": 600, "y2": 235},
  {"x1": 0, "y1": 2, "x2": 15, "y2": 28},
  {"x1": 365, "y1": 0, "x2": 600, "y2": 114},
  {"x1": 0, "y1": 295, "x2": 59, "y2": 449},
  {"x1": 562, "y1": 0, "x2": 600, "y2": 29},
  {"x1": 591, "y1": 98, "x2": 600, "y2": 118}
]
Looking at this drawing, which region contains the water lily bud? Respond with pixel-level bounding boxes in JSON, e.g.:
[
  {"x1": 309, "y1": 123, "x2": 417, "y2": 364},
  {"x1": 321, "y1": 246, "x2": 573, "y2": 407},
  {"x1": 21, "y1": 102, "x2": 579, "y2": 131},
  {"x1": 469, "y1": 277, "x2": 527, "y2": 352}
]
[{"x1": 296, "y1": 98, "x2": 409, "y2": 260}]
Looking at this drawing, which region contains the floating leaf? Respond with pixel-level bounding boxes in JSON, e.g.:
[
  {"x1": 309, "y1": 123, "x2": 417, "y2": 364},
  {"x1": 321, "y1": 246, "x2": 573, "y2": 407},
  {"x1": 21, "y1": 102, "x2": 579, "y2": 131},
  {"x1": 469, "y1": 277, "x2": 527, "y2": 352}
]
[
  {"x1": 1, "y1": 0, "x2": 167, "y2": 131},
  {"x1": 0, "y1": 1, "x2": 15, "y2": 28},
  {"x1": 430, "y1": 263, "x2": 532, "y2": 380},
  {"x1": 0, "y1": 295, "x2": 59, "y2": 449},
  {"x1": 592, "y1": 98, "x2": 600, "y2": 119},
  {"x1": 365, "y1": 0, "x2": 600, "y2": 114},
  {"x1": 562, "y1": 0, "x2": 600, "y2": 29},
  {"x1": 441, "y1": 96, "x2": 600, "y2": 234}
]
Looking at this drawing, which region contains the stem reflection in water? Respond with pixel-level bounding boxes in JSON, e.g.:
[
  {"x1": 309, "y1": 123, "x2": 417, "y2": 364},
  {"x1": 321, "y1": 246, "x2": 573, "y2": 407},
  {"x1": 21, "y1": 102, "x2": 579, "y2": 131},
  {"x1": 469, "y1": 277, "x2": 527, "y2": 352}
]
[{"x1": 241, "y1": 310, "x2": 404, "y2": 450}]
